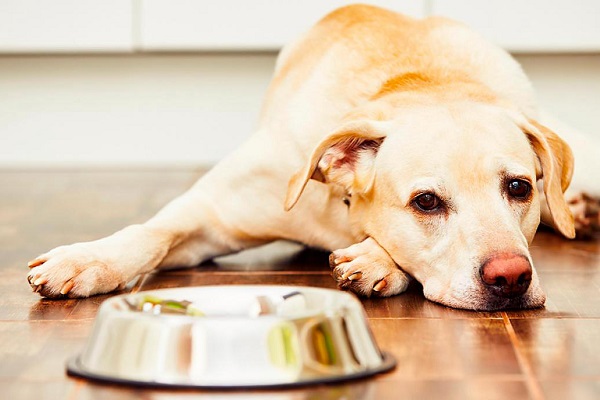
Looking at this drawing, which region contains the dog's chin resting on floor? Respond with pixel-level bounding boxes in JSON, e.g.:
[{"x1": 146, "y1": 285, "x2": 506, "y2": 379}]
[{"x1": 27, "y1": 5, "x2": 600, "y2": 311}]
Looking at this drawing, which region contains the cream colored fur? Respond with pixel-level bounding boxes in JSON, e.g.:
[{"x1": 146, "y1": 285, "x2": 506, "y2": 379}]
[{"x1": 27, "y1": 5, "x2": 600, "y2": 310}]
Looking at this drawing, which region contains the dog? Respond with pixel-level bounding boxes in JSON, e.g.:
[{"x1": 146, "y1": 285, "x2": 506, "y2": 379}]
[{"x1": 27, "y1": 5, "x2": 600, "y2": 310}]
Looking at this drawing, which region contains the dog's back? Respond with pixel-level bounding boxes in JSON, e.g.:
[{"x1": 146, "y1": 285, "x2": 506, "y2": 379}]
[{"x1": 260, "y1": 4, "x2": 537, "y2": 153}]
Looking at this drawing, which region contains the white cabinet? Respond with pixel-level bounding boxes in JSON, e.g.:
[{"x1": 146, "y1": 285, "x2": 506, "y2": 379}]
[
  {"x1": 0, "y1": 1, "x2": 597, "y2": 53},
  {"x1": 139, "y1": 0, "x2": 426, "y2": 51},
  {"x1": 0, "y1": 0, "x2": 133, "y2": 53},
  {"x1": 432, "y1": 0, "x2": 600, "y2": 52}
]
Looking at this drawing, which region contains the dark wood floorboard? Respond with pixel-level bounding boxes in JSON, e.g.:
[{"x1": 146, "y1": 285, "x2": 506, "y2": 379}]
[{"x1": 1, "y1": 169, "x2": 599, "y2": 399}]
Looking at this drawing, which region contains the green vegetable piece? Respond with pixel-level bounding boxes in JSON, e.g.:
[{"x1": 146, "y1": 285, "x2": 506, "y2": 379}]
[{"x1": 136, "y1": 295, "x2": 204, "y2": 316}]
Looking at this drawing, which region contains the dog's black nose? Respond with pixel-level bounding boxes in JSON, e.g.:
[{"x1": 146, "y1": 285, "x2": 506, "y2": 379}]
[{"x1": 480, "y1": 254, "x2": 532, "y2": 298}]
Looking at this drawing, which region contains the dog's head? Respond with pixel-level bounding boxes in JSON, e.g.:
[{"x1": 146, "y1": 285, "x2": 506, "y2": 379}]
[{"x1": 285, "y1": 103, "x2": 574, "y2": 310}]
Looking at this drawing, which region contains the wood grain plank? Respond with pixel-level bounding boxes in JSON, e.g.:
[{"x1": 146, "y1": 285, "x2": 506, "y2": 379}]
[
  {"x1": 0, "y1": 321, "x2": 91, "y2": 380},
  {"x1": 540, "y1": 379, "x2": 600, "y2": 400},
  {"x1": 506, "y1": 271, "x2": 600, "y2": 318},
  {"x1": 68, "y1": 378, "x2": 532, "y2": 400},
  {"x1": 369, "y1": 319, "x2": 522, "y2": 379},
  {"x1": 0, "y1": 380, "x2": 76, "y2": 400},
  {"x1": 138, "y1": 270, "x2": 338, "y2": 292},
  {"x1": 2, "y1": 170, "x2": 600, "y2": 399},
  {"x1": 512, "y1": 319, "x2": 600, "y2": 378}
]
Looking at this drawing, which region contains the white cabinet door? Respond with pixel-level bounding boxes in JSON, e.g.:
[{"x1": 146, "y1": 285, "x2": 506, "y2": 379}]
[
  {"x1": 432, "y1": 0, "x2": 600, "y2": 52},
  {"x1": 0, "y1": 0, "x2": 133, "y2": 53},
  {"x1": 3, "y1": 1, "x2": 595, "y2": 54},
  {"x1": 139, "y1": 0, "x2": 426, "y2": 51}
]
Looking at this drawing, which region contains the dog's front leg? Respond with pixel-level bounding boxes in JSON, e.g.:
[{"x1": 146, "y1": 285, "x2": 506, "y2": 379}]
[
  {"x1": 329, "y1": 237, "x2": 411, "y2": 297},
  {"x1": 26, "y1": 177, "x2": 259, "y2": 298}
]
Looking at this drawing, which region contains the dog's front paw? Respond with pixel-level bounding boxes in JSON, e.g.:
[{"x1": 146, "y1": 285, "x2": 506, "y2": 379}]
[
  {"x1": 27, "y1": 243, "x2": 126, "y2": 298},
  {"x1": 27, "y1": 225, "x2": 170, "y2": 299},
  {"x1": 329, "y1": 237, "x2": 410, "y2": 297},
  {"x1": 567, "y1": 192, "x2": 600, "y2": 238}
]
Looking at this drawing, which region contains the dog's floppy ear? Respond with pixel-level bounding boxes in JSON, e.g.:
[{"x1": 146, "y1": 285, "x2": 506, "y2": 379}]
[
  {"x1": 521, "y1": 119, "x2": 575, "y2": 238},
  {"x1": 284, "y1": 120, "x2": 387, "y2": 211}
]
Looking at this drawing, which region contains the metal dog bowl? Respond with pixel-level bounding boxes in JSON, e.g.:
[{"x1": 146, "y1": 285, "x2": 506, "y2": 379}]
[{"x1": 67, "y1": 285, "x2": 395, "y2": 389}]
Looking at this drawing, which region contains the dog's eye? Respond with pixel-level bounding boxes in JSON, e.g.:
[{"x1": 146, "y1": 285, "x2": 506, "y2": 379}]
[
  {"x1": 413, "y1": 193, "x2": 441, "y2": 211},
  {"x1": 507, "y1": 179, "x2": 531, "y2": 199}
]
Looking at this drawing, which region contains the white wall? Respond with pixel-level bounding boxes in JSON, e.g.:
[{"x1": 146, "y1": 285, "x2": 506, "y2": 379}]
[
  {"x1": 516, "y1": 55, "x2": 600, "y2": 136},
  {"x1": 3, "y1": 0, "x2": 599, "y2": 53},
  {"x1": 0, "y1": 54, "x2": 274, "y2": 167},
  {"x1": 2, "y1": 1, "x2": 599, "y2": 167},
  {"x1": 1, "y1": 53, "x2": 598, "y2": 167}
]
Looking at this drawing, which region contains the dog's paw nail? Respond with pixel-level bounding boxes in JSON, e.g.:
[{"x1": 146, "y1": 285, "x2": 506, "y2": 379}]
[
  {"x1": 33, "y1": 285, "x2": 42, "y2": 293},
  {"x1": 28, "y1": 259, "x2": 45, "y2": 268},
  {"x1": 60, "y1": 281, "x2": 75, "y2": 295},
  {"x1": 330, "y1": 252, "x2": 352, "y2": 267},
  {"x1": 328, "y1": 253, "x2": 339, "y2": 267},
  {"x1": 345, "y1": 271, "x2": 362, "y2": 281},
  {"x1": 33, "y1": 277, "x2": 48, "y2": 286},
  {"x1": 373, "y1": 279, "x2": 387, "y2": 292}
]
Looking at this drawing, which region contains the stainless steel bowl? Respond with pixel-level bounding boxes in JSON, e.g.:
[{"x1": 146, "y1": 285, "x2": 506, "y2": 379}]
[{"x1": 67, "y1": 285, "x2": 395, "y2": 389}]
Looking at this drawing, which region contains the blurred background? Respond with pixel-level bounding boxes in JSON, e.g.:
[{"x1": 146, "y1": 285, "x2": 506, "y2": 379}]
[{"x1": 0, "y1": 0, "x2": 598, "y2": 168}]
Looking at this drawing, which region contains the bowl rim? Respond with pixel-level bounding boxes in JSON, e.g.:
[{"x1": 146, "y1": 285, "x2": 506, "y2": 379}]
[{"x1": 98, "y1": 285, "x2": 366, "y2": 322}]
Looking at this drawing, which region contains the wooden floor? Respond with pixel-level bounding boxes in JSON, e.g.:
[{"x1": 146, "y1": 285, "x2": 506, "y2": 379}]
[{"x1": 1, "y1": 169, "x2": 599, "y2": 400}]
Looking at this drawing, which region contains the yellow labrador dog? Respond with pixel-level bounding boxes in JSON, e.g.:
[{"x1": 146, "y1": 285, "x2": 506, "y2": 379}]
[{"x1": 27, "y1": 5, "x2": 600, "y2": 310}]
